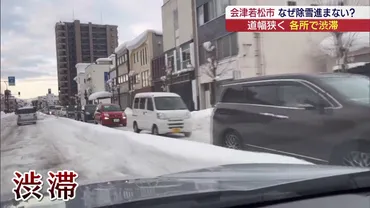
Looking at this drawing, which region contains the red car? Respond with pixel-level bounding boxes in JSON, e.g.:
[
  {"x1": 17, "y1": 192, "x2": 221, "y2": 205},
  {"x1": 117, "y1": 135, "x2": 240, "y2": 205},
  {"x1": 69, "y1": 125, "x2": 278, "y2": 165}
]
[{"x1": 94, "y1": 104, "x2": 127, "y2": 127}]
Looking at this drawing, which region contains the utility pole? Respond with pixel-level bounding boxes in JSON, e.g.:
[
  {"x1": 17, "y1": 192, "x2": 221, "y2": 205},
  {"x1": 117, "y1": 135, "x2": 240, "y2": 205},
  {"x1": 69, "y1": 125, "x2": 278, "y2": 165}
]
[{"x1": 191, "y1": 0, "x2": 200, "y2": 110}]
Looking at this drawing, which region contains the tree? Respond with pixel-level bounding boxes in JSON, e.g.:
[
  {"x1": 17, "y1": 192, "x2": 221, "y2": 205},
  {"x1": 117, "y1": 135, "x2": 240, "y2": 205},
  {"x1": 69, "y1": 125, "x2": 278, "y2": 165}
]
[
  {"x1": 161, "y1": 64, "x2": 173, "y2": 92},
  {"x1": 315, "y1": 0, "x2": 364, "y2": 72},
  {"x1": 201, "y1": 41, "x2": 232, "y2": 106}
]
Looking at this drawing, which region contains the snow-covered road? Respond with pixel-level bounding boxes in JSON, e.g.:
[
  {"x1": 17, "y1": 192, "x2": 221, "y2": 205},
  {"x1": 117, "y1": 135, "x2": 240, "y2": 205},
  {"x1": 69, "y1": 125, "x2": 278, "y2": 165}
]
[{"x1": 1, "y1": 110, "x2": 311, "y2": 199}]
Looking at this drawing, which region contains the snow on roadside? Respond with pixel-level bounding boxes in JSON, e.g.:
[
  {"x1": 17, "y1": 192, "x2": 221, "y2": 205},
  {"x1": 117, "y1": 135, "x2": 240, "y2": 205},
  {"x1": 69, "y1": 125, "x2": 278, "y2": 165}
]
[
  {"x1": 46, "y1": 117, "x2": 311, "y2": 183},
  {"x1": 1, "y1": 114, "x2": 312, "y2": 198}
]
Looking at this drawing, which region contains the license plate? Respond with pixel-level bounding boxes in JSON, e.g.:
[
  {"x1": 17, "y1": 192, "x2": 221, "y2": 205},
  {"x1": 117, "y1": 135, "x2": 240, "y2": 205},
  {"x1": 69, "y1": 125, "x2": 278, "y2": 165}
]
[
  {"x1": 172, "y1": 128, "x2": 181, "y2": 133},
  {"x1": 113, "y1": 119, "x2": 120, "y2": 122}
]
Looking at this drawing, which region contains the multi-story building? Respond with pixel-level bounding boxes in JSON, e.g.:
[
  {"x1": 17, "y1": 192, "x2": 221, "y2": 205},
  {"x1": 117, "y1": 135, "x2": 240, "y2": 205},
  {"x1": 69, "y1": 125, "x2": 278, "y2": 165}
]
[
  {"x1": 85, "y1": 58, "x2": 111, "y2": 98},
  {"x1": 194, "y1": 0, "x2": 333, "y2": 109},
  {"x1": 152, "y1": 0, "x2": 197, "y2": 110},
  {"x1": 55, "y1": 20, "x2": 118, "y2": 106},
  {"x1": 129, "y1": 30, "x2": 163, "y2": 97},
  {"x1": 114, "y1": 43, "x2": 132, "y2": 109},
  {"x1": 0, "y1": 93, "x2": 16, "y2": 112}
]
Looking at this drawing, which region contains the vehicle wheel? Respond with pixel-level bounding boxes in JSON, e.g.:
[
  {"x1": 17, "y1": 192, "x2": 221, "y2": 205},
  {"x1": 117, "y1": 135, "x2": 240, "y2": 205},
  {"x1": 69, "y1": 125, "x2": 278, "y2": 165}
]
[
  {"x1": 152, "y1": 125, "x2": 159, "y2": 135},
  {"x1": 223, "y1": 130, "x2": 243, "y2": 150},
  {"x1": 184, "y1": 132, "x2": 192, "y2": 137},
  {"x1": 133, "y1": 122, "x2": 141, "y2": 133},
  {"x1": 329, "y1": 141, "x2": 370, "y2": 167}
]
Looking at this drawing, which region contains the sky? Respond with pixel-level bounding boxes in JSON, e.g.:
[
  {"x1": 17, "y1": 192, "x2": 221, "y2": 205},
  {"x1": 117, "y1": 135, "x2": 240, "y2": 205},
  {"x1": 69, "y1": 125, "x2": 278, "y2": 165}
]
[{"x1": 1, "y1": 0, "x2": 162, "y2": 99}]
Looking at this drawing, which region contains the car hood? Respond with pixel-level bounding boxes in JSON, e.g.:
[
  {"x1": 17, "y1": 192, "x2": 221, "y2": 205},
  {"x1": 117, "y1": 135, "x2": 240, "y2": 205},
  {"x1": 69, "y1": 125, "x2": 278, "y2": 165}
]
[{"x1": 2, "y1": 164, "x2": 369, "y2": 208}]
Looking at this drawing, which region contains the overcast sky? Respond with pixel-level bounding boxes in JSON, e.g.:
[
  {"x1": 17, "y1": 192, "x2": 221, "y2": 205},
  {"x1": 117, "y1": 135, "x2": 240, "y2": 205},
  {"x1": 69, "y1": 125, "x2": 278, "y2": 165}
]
[{"x1": 1, "y1": 0, "x2": 162, "y2": 99}]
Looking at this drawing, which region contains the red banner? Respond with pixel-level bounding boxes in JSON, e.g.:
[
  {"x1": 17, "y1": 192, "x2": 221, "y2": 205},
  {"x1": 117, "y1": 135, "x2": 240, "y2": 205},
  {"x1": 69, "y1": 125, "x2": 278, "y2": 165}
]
[{"x1": 226, "y1": 19, "x2": 370, "y2": 32}]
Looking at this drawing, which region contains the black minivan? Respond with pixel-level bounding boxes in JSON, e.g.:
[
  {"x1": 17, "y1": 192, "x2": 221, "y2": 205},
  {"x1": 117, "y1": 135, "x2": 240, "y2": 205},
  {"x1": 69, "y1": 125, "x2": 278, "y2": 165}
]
[{"x1": 212, "y1": 73, "x2": 370, "y2": 167}]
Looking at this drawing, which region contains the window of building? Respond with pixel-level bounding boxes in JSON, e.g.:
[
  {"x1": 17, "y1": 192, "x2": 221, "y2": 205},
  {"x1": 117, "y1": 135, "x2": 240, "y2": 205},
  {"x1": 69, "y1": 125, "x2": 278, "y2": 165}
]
[
  {"x1": 133, "y1": 53, "x2": 136, "y2": 63},
  {"x1": 136, "y1": 52, "x2": 139, "y2": 63},
  {"x1": 197, "y1": 0, "x2": 230, "y2": 26},
  {"x1": 173, "y1": 9, "x2": 179, "y2": 30},
  {"x1": 144, "y1": 47, "x2": 147, "y2": 65},
  {"x1": 135, "y1": 74, "x2": 140, "y2": 84},
  {"x1": 167, "y1": 54, "x2": 174, "y2": 72},
  {"x1": 181, "y1": 44, "x2": 191, "y2": 69},
  {"x1": 287, "y1": 1, "x2": 297, "y2": 6},
  {"x1": 141, "y1": 70, "x2": 150, "y2": 87},
  {"x1": 175, "y1": 48, "x2": 181, "y2": 72},
  {"x1": 199, "y1": 33, "x2": 237, "y2": 64}
]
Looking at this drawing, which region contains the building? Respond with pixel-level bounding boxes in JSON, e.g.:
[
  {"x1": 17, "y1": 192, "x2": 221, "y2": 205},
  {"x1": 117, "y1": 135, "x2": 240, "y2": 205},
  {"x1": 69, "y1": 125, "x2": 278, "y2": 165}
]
[
  {"x1": 107, "y1": 53, "x2": 118, "y2": 105},
  {"x1": 194, "y1": 0, "x2": 334, "y2": 109},
  {"x1": 55, "y1": 20, "x2": 118, "y2": 106},
  {"x1": 85, "y1": 58, "x2": 111, "y2": 99},
  {"x1": 114, "y1": 43, "x2": 131, "y2": 109},
  {"x1": 74, "y1": 63, "x2": 90, "y2": 106},
  {"x1": 152, "y1": 0, "x2": 197, "y2": 110},
  {"x1": 129, "y1": 30, "x2": 163, "y2": 98}
]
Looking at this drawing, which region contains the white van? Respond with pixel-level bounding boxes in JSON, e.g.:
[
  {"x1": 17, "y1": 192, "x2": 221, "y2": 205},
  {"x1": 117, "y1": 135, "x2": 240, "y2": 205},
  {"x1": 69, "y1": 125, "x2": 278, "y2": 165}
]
[
  {"x1": 17, "y1": 106, "x2": 37, "y2": 126},
  {"x1": 132, "y1": 92, "x2": 192, "y2": 137}
]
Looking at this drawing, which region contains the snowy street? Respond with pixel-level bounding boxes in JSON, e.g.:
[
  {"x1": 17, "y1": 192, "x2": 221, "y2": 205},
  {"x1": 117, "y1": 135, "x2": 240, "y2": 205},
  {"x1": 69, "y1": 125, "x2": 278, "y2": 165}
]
[{"x1": 0, "y1": 109, "x2": 310, "y2": 199}]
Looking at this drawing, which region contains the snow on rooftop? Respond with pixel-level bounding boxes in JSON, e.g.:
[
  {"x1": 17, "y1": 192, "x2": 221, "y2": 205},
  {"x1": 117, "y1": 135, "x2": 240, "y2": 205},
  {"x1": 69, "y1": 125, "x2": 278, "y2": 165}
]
[
  {"x1": 96, "y1": 58, "x2": 112, "y2": 63},
  {"x1": 75, "y1": 63, "x2": 91, "y2": 74},
  {"x1": 320, "y1": 32, "x2": 370, "y2": 57},
  {"x1": 114, "y1": 29, "x2": 162, "y2": 53},
  {"x1": 88, "y1": 91, "x2": 112, "y2": 100}
]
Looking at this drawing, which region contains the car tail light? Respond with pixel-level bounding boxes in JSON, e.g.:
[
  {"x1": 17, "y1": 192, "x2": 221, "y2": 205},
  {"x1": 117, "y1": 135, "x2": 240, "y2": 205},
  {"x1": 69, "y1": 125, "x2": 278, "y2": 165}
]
[{"x1": 122, "y1": 112, "x2": 126, "y2": 119}]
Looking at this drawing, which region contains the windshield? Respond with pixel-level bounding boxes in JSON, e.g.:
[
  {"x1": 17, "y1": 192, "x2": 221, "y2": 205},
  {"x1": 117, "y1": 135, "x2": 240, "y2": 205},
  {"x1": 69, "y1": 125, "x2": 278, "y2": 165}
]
[
  {"x1": 154, "y1": 97, "x2": 188, "y2": 110},
  {"x1": 321, "y1": 75, "x2": 370, "y2": 104},
  {"x1": 102, "y1": 105, "x2": 121, "y2": 112},
  {"x1": 3, "y1": 1, "x2": 370, "y2": 207}
]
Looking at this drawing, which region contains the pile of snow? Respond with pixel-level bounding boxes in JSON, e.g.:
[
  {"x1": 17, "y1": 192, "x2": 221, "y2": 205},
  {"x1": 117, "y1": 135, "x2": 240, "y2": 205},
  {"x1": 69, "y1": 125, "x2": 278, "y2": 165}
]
[
  {"x1": 124, "y1": 107, "x2": 133, "y2": 116},
  {"x1": 333, "y1": 62, "x2": 370, "y2": 71},
  {"x1": 0, "y1": 114, "x2": 311, "y2": 198},
  {"x1": 320, "y1": 32, "x2": 370, "y2": 57},
  {"x1": 115, "y1": 29, "x2": 162, "y2": 53},
  {"x1": 88, "y1": 91, "x2": 112, "y2": 100},
  {"x1": 188, "y1": 108, "x2": 214, "y2": 143}
]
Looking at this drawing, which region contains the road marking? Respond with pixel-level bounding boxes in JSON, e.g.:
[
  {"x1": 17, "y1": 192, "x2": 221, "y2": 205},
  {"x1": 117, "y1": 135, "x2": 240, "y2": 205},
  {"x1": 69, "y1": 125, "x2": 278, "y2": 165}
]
[{"x1": 245, "y1": 144, "x2": 328, "y2": 162}]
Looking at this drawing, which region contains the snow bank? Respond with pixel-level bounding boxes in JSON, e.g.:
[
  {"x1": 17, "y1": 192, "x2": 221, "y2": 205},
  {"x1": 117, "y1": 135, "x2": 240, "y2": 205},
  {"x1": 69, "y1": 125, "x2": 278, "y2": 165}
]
[
  {"x1": 320, "y1": 32, "x2": 370, "y2": 57},
  {"x1": 49, "y1": 117, "x2": 310, "y2": 185},
  {"x1": 124, "y1": 107, "x2": 133, "y2": 116},
  {"x1": 114, "y1": 29, "x2": 162, "y2": 53},
  {"x1": 189, "y1": 109, "x2": 214, "y2": 143},
  {"x1": 88, "y1": 91, "x2": 112, "y2": 100},
  {"x1": 0, "y1": 114, "x2": 311, "y2": 198},
  {"x1": 333, "y1": 62, "x2": 370, "y2": 71}
]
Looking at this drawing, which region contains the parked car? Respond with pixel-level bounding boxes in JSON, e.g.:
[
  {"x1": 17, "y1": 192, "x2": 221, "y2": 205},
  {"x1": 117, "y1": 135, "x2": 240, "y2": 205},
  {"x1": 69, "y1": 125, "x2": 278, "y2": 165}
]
[
  {"x1": 81, "y1": 104, "x2": 97, "y2": 123},
  {"x1": 212, "y1": 73, "x2": 370, "y2": 167},
  {"x1": 132, "y1": 92, "x2": 192, "y2": 137},
  {"x1": 94, "y1": 104, "x2": 127, "y2": 126},
  {"x1": 56, "y1": 107, "x2": 67, "y2": 117},
  {"x1": 66, "y1": 105, "x2": 76, "y2": 118},
  {"x1": 16, "y1": 106, "x2": 37, "y2": 126},
  {"x1": 74, "y1": 105, "x2": 82, "y2": 121}
]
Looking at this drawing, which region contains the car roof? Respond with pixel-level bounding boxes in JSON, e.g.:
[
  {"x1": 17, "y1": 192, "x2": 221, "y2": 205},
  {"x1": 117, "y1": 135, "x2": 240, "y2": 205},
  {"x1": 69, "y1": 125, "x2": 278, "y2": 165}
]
[
  {"x1": 134, "y1": 92, "x2": 180, "y2": 98},
  {"x1": 222, "y1": 72, "x2": 356, "y2": 86}
]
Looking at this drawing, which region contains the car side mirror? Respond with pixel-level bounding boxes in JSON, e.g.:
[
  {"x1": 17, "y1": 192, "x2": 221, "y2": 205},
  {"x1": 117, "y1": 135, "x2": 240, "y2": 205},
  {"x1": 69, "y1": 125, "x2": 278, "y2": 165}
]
[{"x1": 96, "y1": 109, "x2": 101, "y2": 113}]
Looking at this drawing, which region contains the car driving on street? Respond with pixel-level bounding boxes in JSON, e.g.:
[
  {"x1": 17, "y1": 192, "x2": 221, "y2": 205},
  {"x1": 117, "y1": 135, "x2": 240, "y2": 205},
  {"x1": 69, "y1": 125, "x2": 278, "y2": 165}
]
[
  {"x1": 16, "y1": 106, "x2": 37, "y2": 126},
  {"x1": 212, "y1": 73, "x2": 370, "y2": 167},
  {"x1": 94, "y1": 103, "x2": 127, "y2": 126}
]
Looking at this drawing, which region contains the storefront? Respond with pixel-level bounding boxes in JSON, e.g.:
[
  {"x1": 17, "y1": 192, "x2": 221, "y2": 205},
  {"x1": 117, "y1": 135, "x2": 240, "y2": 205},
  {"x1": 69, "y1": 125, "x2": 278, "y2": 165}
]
[{"x1": 169, "y1": 71, "x2": 195, "y2": 111}]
